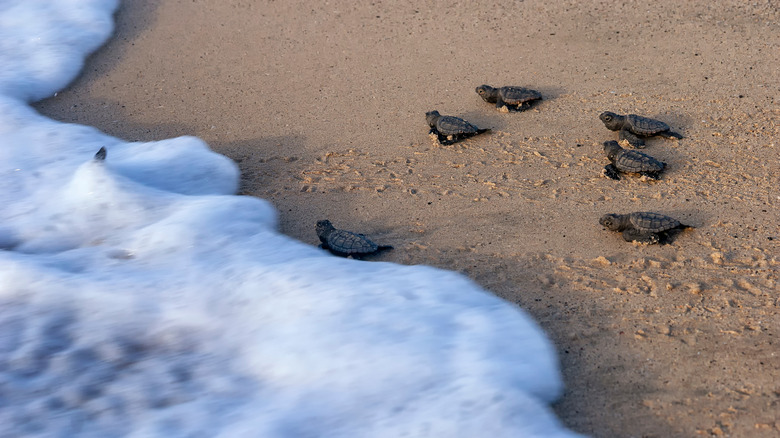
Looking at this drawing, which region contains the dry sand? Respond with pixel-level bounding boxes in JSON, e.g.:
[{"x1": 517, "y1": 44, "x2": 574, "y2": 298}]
[{"x1": 34, "y1": 1, "x2": 779, "y2": 436}]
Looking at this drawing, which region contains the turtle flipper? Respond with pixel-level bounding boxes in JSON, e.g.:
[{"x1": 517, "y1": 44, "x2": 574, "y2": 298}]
[
  {"x1": 437, "y1": 132, "x2": 456, "y2": 145},
  {"x1": 622, "y1": 229, "x2": 660, "y2": 244},
  {"x1": 442, "y1": 130, "x2": 488, "y2": 145},
  {"x1": 604, "y1": 164, "x2": 621, "y2": 180},
  {"x1": 498, "y1": 101, "x2": 533, "y2": 112},
  {"x1": 658, "y1": 222, "x2": 693, "y2": 244},
  {"x1": 429, "y1": 127, "x2": 455, "y2": 145},
  {"x1": 658, "y1": 130, "x2": 683, "y2": 139},
  {"x1": 502, "y1": 103, "x2": 522, "y2": 112},
  {"x1": 619, "y1": 129, "x2": 646, "y2": 148},
  {"x1": 639, "y1": 171, "x2": 662, "y2": 180},
  {"x1": 657, "y1": 227, "x2": 690, "y2": 244},
  {"x1": 495, "y1": 96, "x2": 508, "y2": 112}
]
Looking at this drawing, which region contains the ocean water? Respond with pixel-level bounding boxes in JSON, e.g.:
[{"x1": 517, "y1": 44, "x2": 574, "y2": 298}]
[{"x1": 0, "y1": 1, "x2": 582, "y2": 437}]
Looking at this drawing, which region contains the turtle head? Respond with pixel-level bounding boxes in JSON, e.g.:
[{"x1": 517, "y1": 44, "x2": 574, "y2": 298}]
[
  {"x1": 599, "y1": 111, "x2": 622, "y2": 131},
  {"x1": 475, "y1": 85, "x2": 498, "y2": 103},
  {"x1": 602, "y1": 140, "x2": 622, "y2": 160},
  {"x1": 599, "y1": 213, "x2": 624, "y2": 231},
  {"x1": 425, "y1": 110, "x2": 441, "y2": 126},
  {"x1": 315, "y1": 220, "x2": 335, "y2": 237}
]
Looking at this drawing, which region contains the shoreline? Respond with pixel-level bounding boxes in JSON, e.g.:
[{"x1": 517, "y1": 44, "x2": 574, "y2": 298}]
[{"x1": 34, "y1": 1, "x2": 779, "y2": 436}]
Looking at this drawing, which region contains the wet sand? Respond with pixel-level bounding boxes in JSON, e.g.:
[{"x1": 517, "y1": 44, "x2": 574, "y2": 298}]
[{"x1": 34, "y1": 1, "x2": 779, "y2": 436}]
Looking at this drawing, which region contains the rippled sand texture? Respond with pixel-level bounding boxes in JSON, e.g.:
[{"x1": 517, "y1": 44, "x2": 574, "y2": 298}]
[{"x1": 35, "y1": 1, "x2": 779, "y2": 436}]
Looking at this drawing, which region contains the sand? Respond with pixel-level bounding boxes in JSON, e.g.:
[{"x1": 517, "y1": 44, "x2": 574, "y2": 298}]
[{"x1": 33, "y1": 1, "x2": 779, "y2": 436}]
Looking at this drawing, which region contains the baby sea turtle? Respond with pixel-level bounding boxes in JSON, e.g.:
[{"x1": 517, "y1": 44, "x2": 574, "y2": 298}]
[
  {"x1": 599, "y1": 111, "x2": 683, "y2": 148},
  {"x1": 475, "y1": 85, "x2": 542, "y2": 112},
  {"x1": 94, "y1": 147, "x2": 107, "y2": 161},
  {"x1": 315, "y1": 219, "x2": 393, "y2": 259},
  {"x1": 602, "y1": 140, "x2": 666, "y2": 180},
  {"x1": 426, "y1": 110, "x2": 490, "y2": 146},
  {"x1": 599, "y1": 212, "x2": 691, "y2": 244}
]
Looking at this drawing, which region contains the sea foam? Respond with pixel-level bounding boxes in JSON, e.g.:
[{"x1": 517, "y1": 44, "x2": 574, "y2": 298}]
[{"x1": 0, "y1": 1, "x2": 582, "y2": 437}]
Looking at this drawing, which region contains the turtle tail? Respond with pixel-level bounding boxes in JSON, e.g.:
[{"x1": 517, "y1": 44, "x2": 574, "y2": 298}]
[
  {"x1": 476, "y1": 128, "x2": 491, "y2": 135},
  {"x1": 377, "y1": 245, "x2": 394, "y2": 252},
  {"x1": 658, "y1": 223, "x2": 693, "y2": 245}
]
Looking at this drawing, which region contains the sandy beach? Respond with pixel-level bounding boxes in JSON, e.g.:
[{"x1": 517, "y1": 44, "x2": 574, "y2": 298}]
[{"x1": 34, "y1": 1, "x2": 778, "y2": 436}]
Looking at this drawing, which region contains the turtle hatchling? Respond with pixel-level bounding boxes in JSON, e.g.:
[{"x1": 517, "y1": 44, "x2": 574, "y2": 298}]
[
  {"x1": 94, "y1": 147, "x2": 107, "y2": 161},
  {"x1": 316, "y1": 219, "x2": 393, "y2": 259},
  {"x1": 602, "y1": 140, "x2": 666, "y2": 180},
  {"x1": 425, "y1": 110, "x2": 490, "y2": 146},
  {"x1": 599, "y1": 111, "x2": 683, "y2": 148},
  {"x1": 599, "y1": 211, "x2": 691, "y2": 244},
  {"x1": 475, "y1": 85, "x2": 542, "y2": 112}
]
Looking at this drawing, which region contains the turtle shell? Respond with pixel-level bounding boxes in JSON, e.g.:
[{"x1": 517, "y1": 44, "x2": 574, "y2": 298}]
[
  {"x1": 629, "y1": 212, "x2": 681, "y2": 233},
  {"x1": 626, "y1": 114, "x2": 671, "y2": 135},
  {"x1": 499, "y1": 86, "x2": 542, "y2": 105},
  {"x1": 436, "y1": 115, "x2": 481, "y2": 135},
  {"x1": 325, "y1": 229, "x2": 380, "y2": 255},
  {"x1": 615, "y1": 149, "x2": 666, "y2": 173}
]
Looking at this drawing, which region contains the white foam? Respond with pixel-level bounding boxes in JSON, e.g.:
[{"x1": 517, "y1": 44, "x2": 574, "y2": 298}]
[{"x1": 0, "y1": 1, "x2": 583, "y2": 437}]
